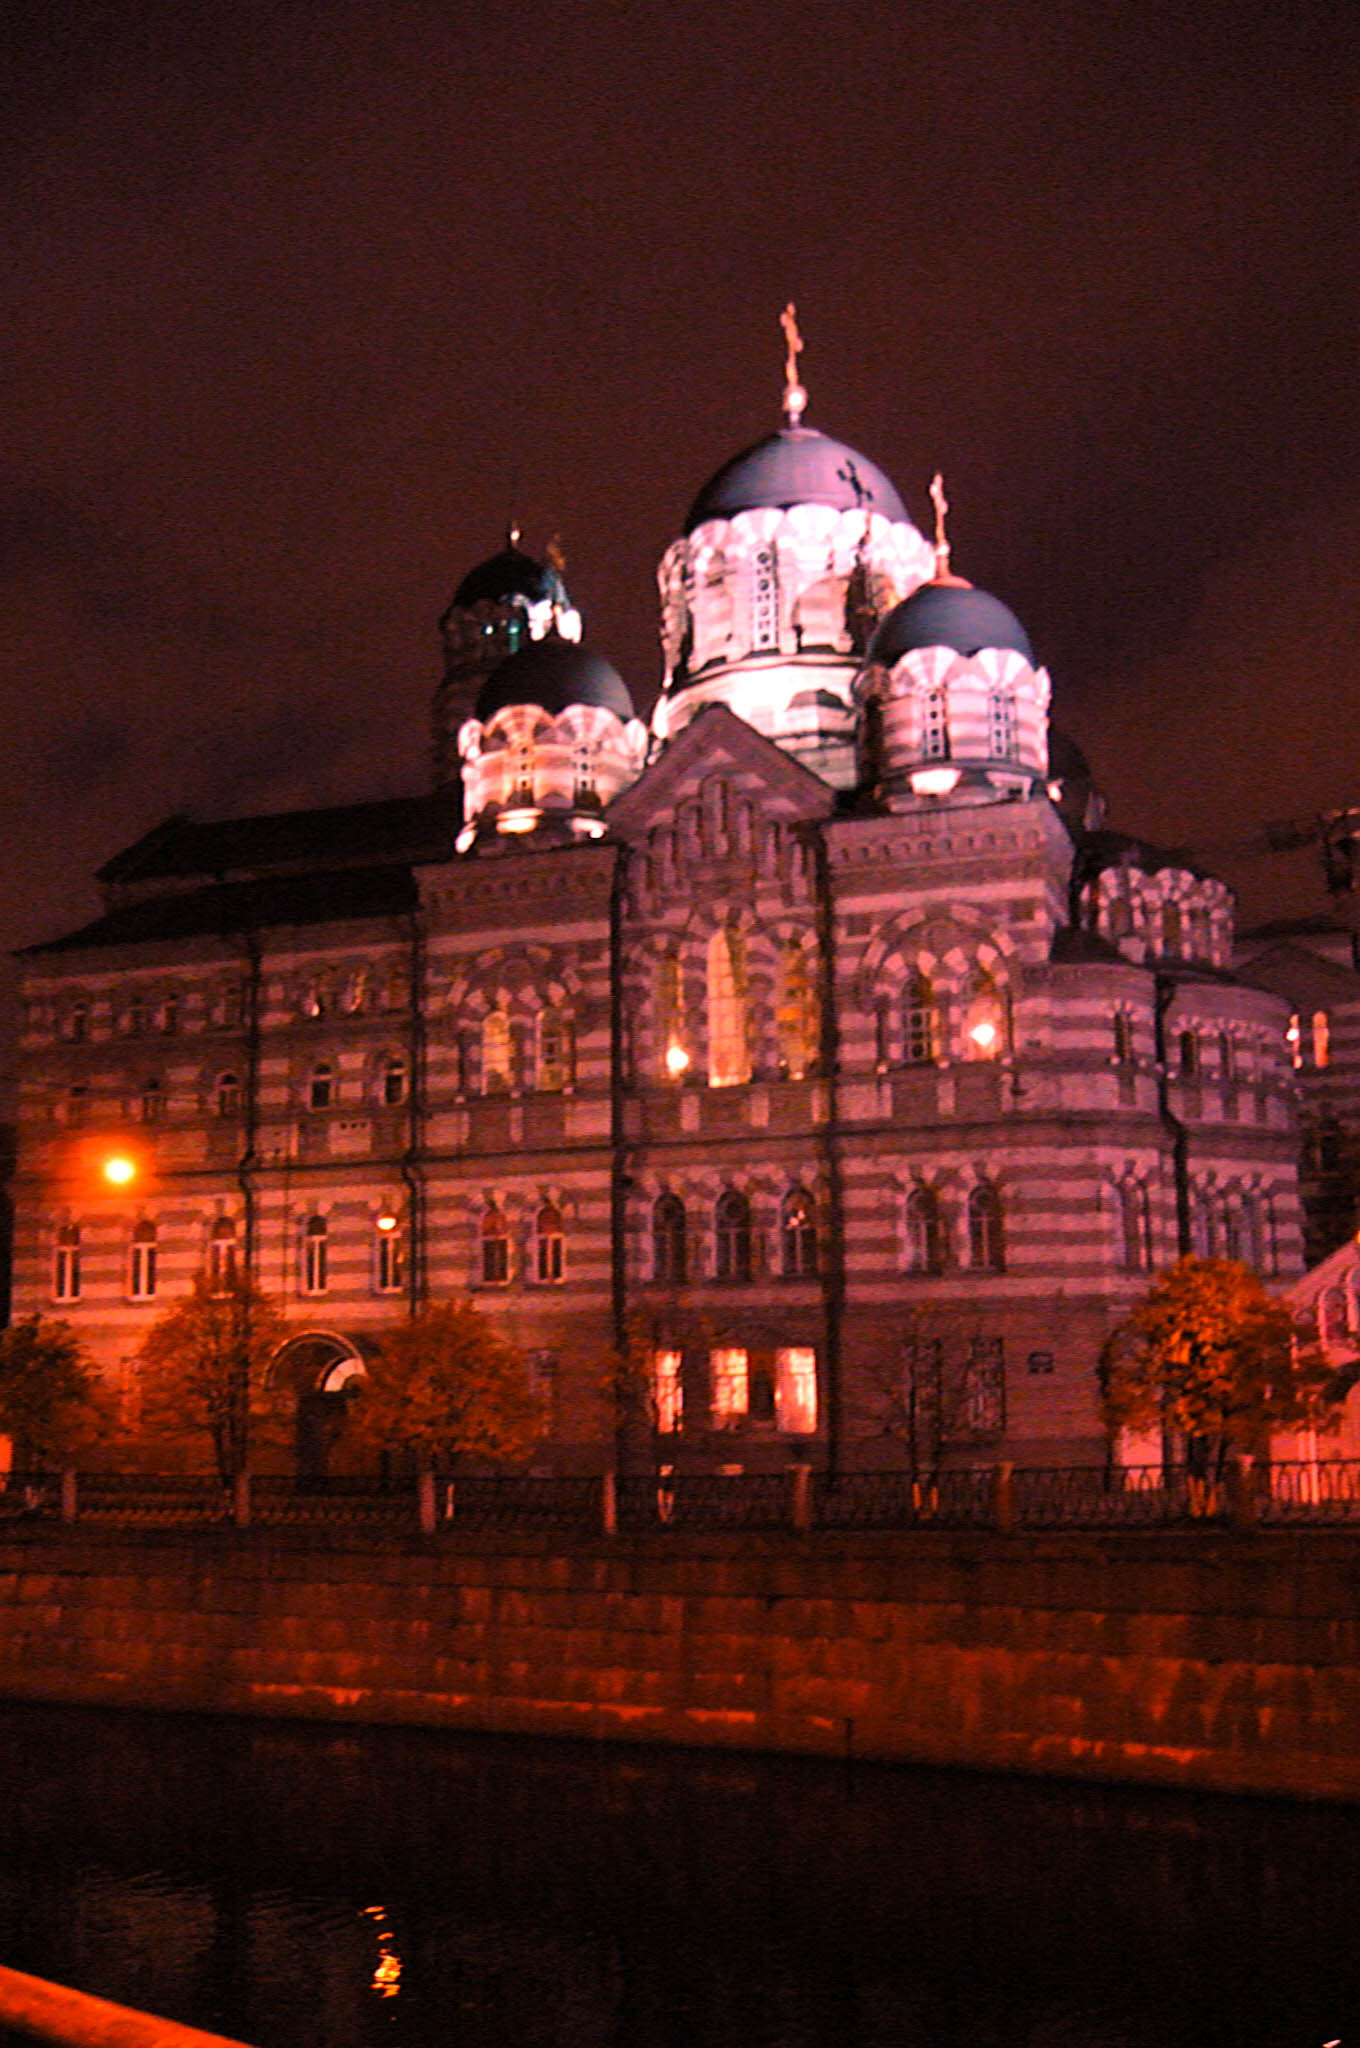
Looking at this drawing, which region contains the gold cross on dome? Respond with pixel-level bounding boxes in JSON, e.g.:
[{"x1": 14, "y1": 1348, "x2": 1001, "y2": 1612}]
[
  {"x1": 780, "y1": 302, "x2": 804, "y2": 392},
  {"x1": 930, "y1": 472, "x2": 950, "y2": 554}
]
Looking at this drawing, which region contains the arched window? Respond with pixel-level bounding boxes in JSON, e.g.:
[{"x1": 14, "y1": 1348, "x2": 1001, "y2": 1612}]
[
  {"x1": 67, "y1": 1002, "x2": 89, "y2": 1043},
  {"x1": 714, "y1": 1189, "x2": 752, "y2": 1283},
  {"x1": 1313, "y1": 1010, "x2": 1331, "y2": 1069},
  {"x1": 706, "y1": 927, "x2": 750, "y2": 1086},
  {"x1": 775, "y1": 937, "x2": 818, "y2": 1079},
  {"x1": 1113, "y1": 1012, "x2": 1134, "y2": 1063},
  {"x1": 919, "y1": 686, "x2": 948, "y2": 759},
  {"x1": 709, "y1": 1346, "x2": 749, "y2": 1426},
  {"x1": 652, "y1": 1193, "x2": 687, "y2": 1286},
  {"x1": 216, "y1": 1072, "x2": 241, "y2": 1118},
  {"x1": 1190, "y1": 1188, "x2": 1216, "y2": 1260},
  {"x1": 657, "y1": 948, "x2": 688, "y2": 1079},
  {"x1": 988, "y1": 690, "x2": 1016, "y2": 760},
  {"x1": 482, "y1": 1011, "x2": 511, "y2": 1094},
  {"x1": 537, "y1": 1010, "x2": 571, "y2": 1092},
  {"x1": 301, "y1": 1215, "x2": 328, "y2": 1294},
  {"x1": 53, "y1": 1224, "x2": 81, "y2": 1303},
  {"x1": 905, "y1": 971, "x2": 940, "y2": 1064},
  {"x1": 139, "y1": 1077, "x2": 164, "y2": 1122},
  {"x1": 308, "y1": 1062, "x2": 334, "y2": 1111},
  {"x1": 775, "y1": 1347, "x2": 818, "y2": 1434},
  {"x1": 127, "y1": 995, "x2": 149, "y2": 1037},
  {"x1": 1286, "y1": 1013, "x2": 1302, "y2": 1068},
  {"x1": 159, "y1": 994, "x2": 179, "y2": 1035},
  {"x1": 1177, "y1": 1030, "x2": 1199, "y2": 1078},
  {"x1": 651, "y1": 1350, "x2": 683, "y2": 1435},
  {"x1": 1222, "y1": 1204, "x2": 1242, "y2": 1263},
  {"x1": 963, "y1": 968, "x2": 1005, "y2": 1060},
  {"x1": 207, "y1": 1216, "x2": 236, "y2": 1287},
  {"x1": 780, "y1": 1189, "x2": 818, "y2": 1278},
  {"x1": 1218, "y1": 1033, "x2": 1235, "y2": 1080},
  {"x1": 381, "y1": 1054, "x2": 408, "y2": 1106},
  {"x1": 481, "y1": 1202, "x2": 509, "y2": 1285},
  {"x1": 1119, "y1": 1184, "x2": 1150, "y2": 1273},
  {"x1": 905, "y1": 1187, "x2": 944, "y2": 1274},
  {"x1": 1161, "y1": 902, "x2": 1182, "y2": 956},
  {"x1": 1107, "y1": 897, "x2": 1133, "y2": 940},
  {"x1": 968, "y1": 1183, "x2": 1005, "y2": 1271},
  {"x1": 128, "y1": 1220, "x2": 157, "y2": 1301},
  {"x1": 374, "y1": 1212, "x2": 405, "y2": 1294},
  {"x1": 751, "y1": 545, "x2": 779, "y2": 650},
  {"x1": 535, "y1": 1202, "x2": 564, "y2": 1283},
  {"x1": 1319, "y1": 1286, "x2": 1350, "y2": 1345}
]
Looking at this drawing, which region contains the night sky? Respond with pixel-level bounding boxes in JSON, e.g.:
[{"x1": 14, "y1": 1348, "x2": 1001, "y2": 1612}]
[{"x1": 3, "y1": 0, "x2": 1357, "y2": 973}]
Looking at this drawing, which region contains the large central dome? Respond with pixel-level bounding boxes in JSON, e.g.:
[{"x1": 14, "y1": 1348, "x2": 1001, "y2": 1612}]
[{"x1": 685, "y1": 425, "x2": 909, "y2": 532}]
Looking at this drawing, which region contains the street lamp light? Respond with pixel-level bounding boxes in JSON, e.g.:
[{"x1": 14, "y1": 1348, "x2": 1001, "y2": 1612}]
[{"x1": 102, "y1": 1154, "x2": 137, "y2": 1187}]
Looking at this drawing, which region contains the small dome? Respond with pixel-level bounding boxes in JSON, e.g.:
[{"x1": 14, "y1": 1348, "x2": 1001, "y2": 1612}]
[
  {"x1": 685, "y1": 426, "x2": 908, "y2": 532},
  {"x1": 475, "y1": 637, "x2": 634, "y2": 723},
  {"x1": 869, "y1": 581, "x2": 1035, "y2": 667},
  {"x1": 453, "y1": 545, "x2": 564, "y2": 611}
]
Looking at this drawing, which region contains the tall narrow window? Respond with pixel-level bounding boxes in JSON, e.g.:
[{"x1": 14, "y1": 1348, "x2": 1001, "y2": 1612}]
[
  {"x1": 374, "y1": 1214, "x2": 405, "y2": 1294},
  {"x1": 652, "y1": 1193, "x2": 687, "y2": 1286},
  {"x1": 780, "y1": 1189, "x2": 818, "y2": 1277},
  {"x1": 652, "y1": 1350, "x2": 683, "y2": 1435},
  {"x1": 1177, "y1": 1030, "x2": 1199, "y2": 1078},
  {"x1": 967, "y1": 1183, "x2": 1005, "y2": 1272},
  {"x1": 964, "y1": 1337, "x2": 1005, "y2": 1436},
  {"x1": 919, "y1": 686, "x2": 948, "y2": 759},
  {"x1": 537, "y1": 1011, "x2": 570, "y2": 1092},
  {"x1": 140, "y1": 1077, "x2": 164, "y2": 1121},
  {"x1": 216, "y1": 1072, "x2": 241, "y2": 1118},
  {"x1": 988, "y1": 690, "x2": 1016, "y2": 760},
  {"x1": 207, "y1": 1217, "x2": 237, "y2": 1287},
  {"x1": 905, "y1": 971, "x2": 940, "y2": 1064},
  {"x1": 66, "y1": 1085, "x2": 87, "y2": 1125},
  {"x1": 381, "y1": 1054, "x2": 408, "y2": 1106},
  {"x1": 1286, "y1": 1014, "x2": 1302, "y2": 1069},
  {"x1": 710, "y1": 1347, "x2": 749, "y2": 1426},
  {"x1": 714, "y1": 1189, "x2": 752, "y2": 1282},
  {"x1": 160, "y1": 994, "x2": 179, "y2": 1035},
  {"x1": 1161, "y1": 902, "x2": 1182, "y2": 956},
  {"x1": 706, "y1": 927, "x2": 750, "y2": 1086},
  {"x1": 308, "y1": 1062, "x2": 334, "y2": 1110},
  {"x1": 776, "y1": 1347, "x2": 818, "y2": 1434},
  {"x1": 905, "y1": 1187, "x2": 944, "y2": 1274},
  {"x1": 128, "y1": 1220, "x2": 157, "y2": 1301},
  {"x1": 775, "y1": 937, "x2": 817, "y2": 1079},
  {"x1": 1113, "y1": 1012, "x2": 1134, "y2": 1064},
  {"x1": 751, "y1": 545, "x2": 779, "y2": 650},
  {"x1": 535, "y1": 1202, "x2": 564, "y2": 1283},
  {"x1": 1191, "y1": 1189, "x2": 1216, "y2": 1260},
  {"x1": 302, "y1": 1215, "x2": 328, "y2": 1295},
  {"x1": 68, "y1": 1002, "x2": 89, "y2": 1043},
  {"x1": 53, "y1": 1224, "x2": 81, "y2": 1303},
  {"x1": 481, "y1": 1203, "x2": 509, "y2": 1285},
  {"x1": 1222, "y1": 1204, "x2": 1242, "y2": 1263},
  {"x1": 963, "y1": 968, "x2": 1005, "y2": 1060},
  {"x1": 1119, "y1": 1184, "x2": 1150, "y2": 1273},
  {"x1": 482, "y1": 1011, "x2": 511, "y2": 1094},
  {"x1": 657, "y1": 949, "x2": 688, "y2": 1079},
  {"x1": 1313, "y1": 1010, "x2": 1331, "y2": 1069},
  {"x1": 127, "y1": 996, "x2": 149, "y2": 1037}
]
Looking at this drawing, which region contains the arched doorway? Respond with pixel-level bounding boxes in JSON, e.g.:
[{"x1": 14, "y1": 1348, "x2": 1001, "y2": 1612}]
[{"x1": 270, "y1": 1332, "x2": 369, "y2": 1481}]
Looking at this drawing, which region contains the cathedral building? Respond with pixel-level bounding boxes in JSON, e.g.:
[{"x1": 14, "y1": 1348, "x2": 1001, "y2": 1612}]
[{"x1": 9, "y1": 331, "x2": 1303, "y2": 1475}]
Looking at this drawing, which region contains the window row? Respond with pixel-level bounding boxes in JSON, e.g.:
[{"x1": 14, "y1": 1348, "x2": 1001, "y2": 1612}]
[
  {"x1": 49, "y1": 1215, "x2": 409, "y2": 1304},
  {"x1": 40, "y1": 986, "x2": 247, "y2": 1043},
  {"x1": 650, "y1": 1345, "x2": 818, "y2": 1435},
  {"x1": 873, "y1": 966, "x2": 1010, "y2": 1067},
  {"x1": 56, "y1": 1058, "x2": 412, "y2": 1125}
]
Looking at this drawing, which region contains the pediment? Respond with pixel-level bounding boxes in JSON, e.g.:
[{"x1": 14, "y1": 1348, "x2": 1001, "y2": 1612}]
[{"x1": 607, "y1": 704, "x2": 834, "y2": 841}]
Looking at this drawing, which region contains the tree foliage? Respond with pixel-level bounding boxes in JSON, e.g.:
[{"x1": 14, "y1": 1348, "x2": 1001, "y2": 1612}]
[
  {"x1": 136, "y1": 1271, "x2": 289, "y2": 1481},
  {"x1": 1099, "y1": 1257, "x2": 1336, "y2": 1475},
  {"x1": 0, "y1": 1316, "x2": 109, "y2": 1465},
  {"x1": 352, "y1": 1299, "x2": 540, "y2": 1469}
]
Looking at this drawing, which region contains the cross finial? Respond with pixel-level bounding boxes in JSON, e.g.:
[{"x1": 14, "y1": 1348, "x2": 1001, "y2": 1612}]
[
  {"x1": 780, "y1": 302, "x2": 808, "y2": 425},
  {"x1": 929, "y1": 472, "x2": 951, "y2": 577}
]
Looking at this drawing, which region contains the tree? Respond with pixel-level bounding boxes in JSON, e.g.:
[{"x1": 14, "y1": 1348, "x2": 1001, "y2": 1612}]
[
  {"x1": 351, "y1": 1299, "x2": 540, "y2": 1471},
  {"x1": 136, "y1": 1271, "x2": 288, "y2": 1482},
  {"x1": 1099, "y1": 1257, "x2": 1336, "y2": 1491},
  {"x1": 0, "y1": 1316, "x2": 109, "y2": 1466}
]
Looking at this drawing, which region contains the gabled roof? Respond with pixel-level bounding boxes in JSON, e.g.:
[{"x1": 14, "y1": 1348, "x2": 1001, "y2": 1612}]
[
  {"x1": 608, "y1": 703, "x2": 834, "y2": 836},
  {"x1": 1234, "y1": 940, "x2": 1360, "y2": 1007},
  {"x1": 98, "y1": 793, "x2": 461, "y2": 893},
  {"x1": 21, "y1": 866, "x2": 419, "y2": 957}
]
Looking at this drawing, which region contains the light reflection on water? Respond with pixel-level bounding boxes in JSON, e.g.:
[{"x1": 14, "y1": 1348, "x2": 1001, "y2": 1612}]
[{"x1": 0, "y1": 1701, "x2": 1354, "y2": 2048}]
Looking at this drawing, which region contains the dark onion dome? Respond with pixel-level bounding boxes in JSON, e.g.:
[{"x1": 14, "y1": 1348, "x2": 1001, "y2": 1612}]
[
  {"x1": 474, "y1": 636, "x2": 634, "y2": 723},
  {"x1": 868, "y1": 580, "x2": 1035, "y2": 667},
  {"x1": 684, "y1": 426, "x2": 908, "y2": 532},
  {"x1": 453, "y1": 544, "x2": 565, "y2": 610}
]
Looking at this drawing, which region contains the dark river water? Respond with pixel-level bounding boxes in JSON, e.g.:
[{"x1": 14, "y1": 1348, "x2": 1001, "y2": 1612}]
[{"x1": 0, "y1": 1701, "x2": 1354, "y2": 2048}]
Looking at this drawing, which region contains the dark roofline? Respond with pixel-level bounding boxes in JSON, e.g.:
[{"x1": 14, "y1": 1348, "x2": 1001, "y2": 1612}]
[{"x1": 21, "y1": 865, "x2": 421, "y2": 958}]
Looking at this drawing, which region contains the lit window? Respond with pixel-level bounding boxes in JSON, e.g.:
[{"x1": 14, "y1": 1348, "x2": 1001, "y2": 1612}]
[
  {"x1": 216, "y1": 1072, "x2": 241, "y2": 1118},
  {"x1": 302, "y1": 1215, "x2": 328, "y2": 1294},
  {"x1": 657, "y1": 949, "x2": 688, "y2": 1080},
  {"x1": 1286, "y1": 1013, "x2": 1302, "y2": 1068},
  {"x1": 906, "y1": 1187, "x2": 945, "y2": 1274},
  {"x1": 128, "y1": 1220, "x2": 158, "y2": 1301},
  {"x1": 482, "y1": 1012, "x2": 511, "y2": 1094},
  {"x1": 707, "y1": 927, "x2": 750, "y2": 1086},
  {"x1": 905, "y1": 971, "x2": 940, "y2": 1063},
  {"x1": 535, "y1": 1202, "x2": 564, "y2": 1283},
  {"x1": 381, "y1": 1054, "x2": 408, "y2": 1106},
  {"x1": 710, "y1": 1346, "x2": 749, "y2": 1426},
  {"x1": 374, "y1": 1216, "x2": 405, "y2": 1294},
  {"x1": 775, "y1": 1347, "x2": 818, "y2": 1434},
  {"x1": 652, "y1": 1193, "x2": 687, "y2": 1286},
  {"x1": 967, "y1": 1183, "x2": 1005, "y2": 1272},
  {"x1": 537, "y1": 1011, "x2": 570, "y2": 1092},
  {"x1": 714, "y1": 1189, "x2": 752, "y2": 1283},
  {"x1": 139, "y1": 1077, "x2": 164, "y2": 1121},
  {"x1": 1313, "y1": 1010, "x2": 1331, "y2": 1069},
  {"x1": 652, "y1": 1350, "x2": 683, "y2": 1435},
  {"x1": 988, "y1": 690, "x2": 1016, "y2": 760},
  {"x1": 309, "y1": 1062, "x2": 334, "y2": 1110},
  {"x1": 964, "y1": 968, "x2": 1005, "y2": 1060},
  {"x1": 780, "y1": 1189, "x2": 818, "y2": 1278},
  {"x1": 207, "y1": 1217, "x2": 236, "y2": 1287},
  {"x1": 775, "y1": 938, "x2": 817, "y2": 1079},
  {"x1": 481, "y1": 1203, "x2": 509, "y2": 1285},
  {"x1": 53, "y1": 1224, "x2": 81, "y2": 1303},
  {"x1": 343, "y1": 970, "x2": 368, "y2": 1014},
  {"x1": 919, "y1": 686, "x2": 948, "y2": 759}
]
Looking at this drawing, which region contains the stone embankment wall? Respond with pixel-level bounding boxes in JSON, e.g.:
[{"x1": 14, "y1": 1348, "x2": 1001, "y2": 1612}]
[{"x1": 2, "y1": 1523, "x2": 1359, "y2": 1802}]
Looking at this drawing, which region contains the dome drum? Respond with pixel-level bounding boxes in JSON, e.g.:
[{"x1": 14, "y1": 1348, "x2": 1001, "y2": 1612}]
[
  {"x1": 458, "y1": 698, "x2": 647, "y2": 844},
  {"x1": 859, "y1": 641, "x2": 1050, "y2": 806}
]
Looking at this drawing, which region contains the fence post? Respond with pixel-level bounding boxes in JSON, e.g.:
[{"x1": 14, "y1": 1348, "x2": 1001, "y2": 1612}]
[
  {"x1": 233, "y1": 1469, "x2": 251, "y2": 1529},
  {"x1": 789, "y1": 1461, "x2": 812, "y2": 1533},
  {"x1": 991, "y1": 1460, "x2": 1014, "y2": 1533},
  {"x1": 60, "y1": 1469, "x2": 77, "y2": 1524},
  {"x1": 417, "y1": 1468, "x2": 437, "y2": 1536},
  {"x1": 601, "y1": 1470, "x2": 618, "y2": 1537}
]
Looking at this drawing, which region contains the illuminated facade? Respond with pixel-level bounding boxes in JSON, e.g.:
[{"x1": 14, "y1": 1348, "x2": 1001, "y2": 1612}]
[{"x1": 9, "y1": 342, "x2": 1304, "y2": 1473}]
